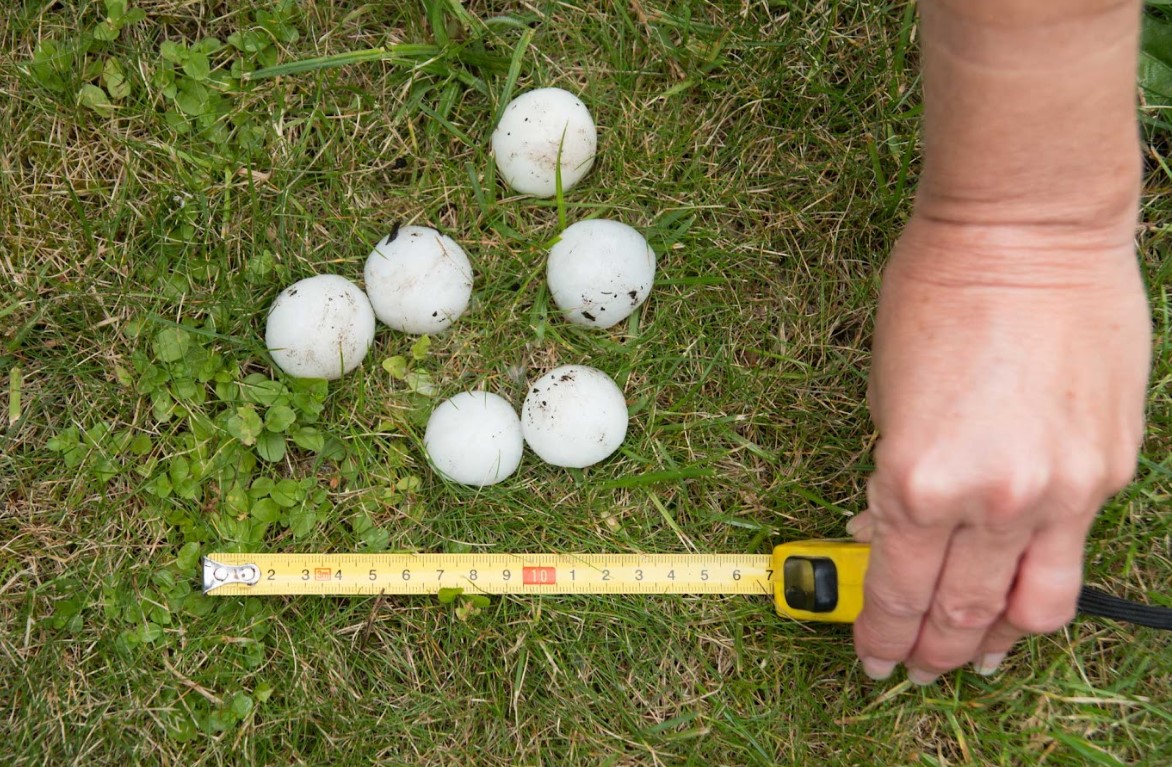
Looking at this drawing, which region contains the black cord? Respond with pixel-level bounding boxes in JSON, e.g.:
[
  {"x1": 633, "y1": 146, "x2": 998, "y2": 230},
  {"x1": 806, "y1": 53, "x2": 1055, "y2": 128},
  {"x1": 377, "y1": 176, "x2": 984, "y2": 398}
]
[{"x1": 1077, "y1": 586, "x2": 1172, "y2": 630}]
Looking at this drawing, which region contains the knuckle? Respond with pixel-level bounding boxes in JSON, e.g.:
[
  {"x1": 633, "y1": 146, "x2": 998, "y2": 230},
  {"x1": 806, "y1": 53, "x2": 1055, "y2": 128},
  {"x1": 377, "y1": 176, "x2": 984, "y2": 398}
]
[
  {"x1": 888, "y1": 455, "x2": 1052, "y2": 527},
  {"x1": 1105, "y1": 453, "x2": 1138, "y2": 495},
  {"x1": 854, "y1": 623, "x2": 909, "y2": 661},
  {"x1": 1009, "y1": 602, "x2": 1077, "y2": 634},
  {"x1": 865, "y1": 583, "x2": 932, "y2": 621},
  {"x1": 1104, "y1": 414, "x2": 1144, "y2": 493},
  {"x1": 1117, "y1": 412, "x2": 1146, "y2": 456},
  {"x1": 893, "y1": 460, "x2": 955, "y2": 525},
  {"x1": 983, "y1": 466, "x2": 1049, "y2": 523},
  {"x1": 1057, "y1": 449, "x2": 1108, "y2": 506},
  {"x1": 931, "y1": 593, "x2": 1005, "y2": 632}
]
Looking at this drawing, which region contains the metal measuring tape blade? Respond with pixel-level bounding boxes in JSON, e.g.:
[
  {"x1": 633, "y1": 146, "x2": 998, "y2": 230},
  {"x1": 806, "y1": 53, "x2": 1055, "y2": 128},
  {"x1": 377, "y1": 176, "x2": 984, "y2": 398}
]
[{"x1": 203, "y1": 540, "x2": 871, "y2": 623}]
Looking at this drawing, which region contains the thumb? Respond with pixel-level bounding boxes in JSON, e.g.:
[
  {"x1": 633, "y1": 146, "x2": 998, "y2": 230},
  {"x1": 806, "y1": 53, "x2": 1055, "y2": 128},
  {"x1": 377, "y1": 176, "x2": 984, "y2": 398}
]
[{"x1": 845, "y1": 510, "x2": 875, "y2": 542}]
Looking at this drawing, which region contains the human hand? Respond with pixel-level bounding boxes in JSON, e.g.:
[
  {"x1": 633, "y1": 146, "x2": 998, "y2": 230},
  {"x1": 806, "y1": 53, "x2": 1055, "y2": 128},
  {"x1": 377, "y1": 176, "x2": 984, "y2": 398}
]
[{"x1": 849, "y1": 215, "x2": 1151, "y2": 684}]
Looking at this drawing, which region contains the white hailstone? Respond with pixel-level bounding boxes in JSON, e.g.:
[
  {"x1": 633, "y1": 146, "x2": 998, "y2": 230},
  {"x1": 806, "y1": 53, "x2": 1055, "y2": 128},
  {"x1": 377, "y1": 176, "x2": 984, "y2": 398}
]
[
  {"x1": 364, "y1": 226, "x2": 474, "y2": 335},
  {"x1": 424, "y1": 391, "x2": 524, "y2": 486},
  {"x1": 265, "y1": 274, "x2": 375, "y2": 380},
  {"x1": 491, "y1": 87, "x2": 597, "y2": 198},
  {"x1": 521, "y1": 365, "x2": 628, "y2": 468},
  {"x1": 546, "y1": 219, "x2": 656, "y2": 329}
]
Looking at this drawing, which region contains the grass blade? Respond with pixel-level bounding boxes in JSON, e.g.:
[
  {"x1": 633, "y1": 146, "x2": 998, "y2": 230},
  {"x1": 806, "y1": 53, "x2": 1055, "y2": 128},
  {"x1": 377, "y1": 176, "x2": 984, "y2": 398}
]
[
  {"x1": 243, "y1": 44, "x2": 443, "y2": 81},
  {"x1": 7, "y1": 366, "x2": 20, "y2": 428},
  {"x1": 493, "y1": 27, "x2": 535, "y2": 127},
  {"x1": 593, "y1": 467, "x2": 716, "y2": 490}
]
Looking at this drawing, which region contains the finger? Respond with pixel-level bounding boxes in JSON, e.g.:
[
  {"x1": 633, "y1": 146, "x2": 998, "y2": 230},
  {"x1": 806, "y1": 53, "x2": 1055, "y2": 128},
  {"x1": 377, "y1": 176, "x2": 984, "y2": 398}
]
[
  {"x1": 970, "y1": 619, "x2": 1023, "y2": 676},
  {"x1": 853, "y1": 514, "x2": 952, "y2": 680},
  {"x1": 1003, "y1": 515, "x2": 1092, "y2": 635},
  {"x1": 967, "y1": 519, "x2": 1088, "y2": 677},
  {"x1": 845, "y1": 510, "x2": 874, "y2": 542},
  {"x1": 971, "y1": 501, "x2": 1097, "y2": 676},
  {"x1": 903, "y1": 526, "x2": 1028, "y2": 684}
]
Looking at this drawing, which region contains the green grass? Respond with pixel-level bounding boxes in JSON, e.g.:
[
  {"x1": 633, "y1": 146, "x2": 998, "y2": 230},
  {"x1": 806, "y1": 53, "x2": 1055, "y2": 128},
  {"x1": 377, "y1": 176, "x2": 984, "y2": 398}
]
[{"x1": 2, "y1": 1, "x2": 1170, "y2": 764}]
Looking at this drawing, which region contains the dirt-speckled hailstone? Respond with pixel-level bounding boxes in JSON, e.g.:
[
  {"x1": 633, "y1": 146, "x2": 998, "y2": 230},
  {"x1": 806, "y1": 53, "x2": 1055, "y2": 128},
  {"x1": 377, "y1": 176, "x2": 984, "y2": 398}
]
[
  {"x1": 491, "y1": 87, "x2": 597, "y2": 198},
  {"x1": 547, "y1": 219, "x2": 656, "y2": 329},
  {"x1": 521, "y1": 365, "x2": 628, "y2": 468},
  {"x1": 265, "y1": 274, "x2": 376, "y2": 380},
  {"x1": 364, "y1": 226, "x2": 474, "y2": 335},
  {"x1": 424, "y1": 391, "x2": 524, "y2": 486}
]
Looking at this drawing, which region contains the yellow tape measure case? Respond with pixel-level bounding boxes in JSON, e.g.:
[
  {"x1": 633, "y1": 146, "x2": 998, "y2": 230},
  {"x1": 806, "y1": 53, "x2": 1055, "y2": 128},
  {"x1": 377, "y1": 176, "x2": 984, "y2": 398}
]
[{"x1": 770, "y1": 540, "x2": 870, "y2": 623}]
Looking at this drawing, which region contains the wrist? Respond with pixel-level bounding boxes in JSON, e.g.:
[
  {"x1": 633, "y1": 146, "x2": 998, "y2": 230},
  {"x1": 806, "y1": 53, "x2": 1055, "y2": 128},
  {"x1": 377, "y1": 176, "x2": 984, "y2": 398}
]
[
  {"x1": 889, "y1": 214, "x2": 1143, "y2": 290},
  {"x1": 912, "y1": 184, "x2": 1141, "y2": 242}
]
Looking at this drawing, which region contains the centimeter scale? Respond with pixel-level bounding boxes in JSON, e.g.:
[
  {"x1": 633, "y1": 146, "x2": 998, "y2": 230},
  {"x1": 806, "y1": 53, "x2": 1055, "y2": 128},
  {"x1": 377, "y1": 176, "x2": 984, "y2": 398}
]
[{"x1": 203, "y1": 540, "x2": 869, "y2": 622}]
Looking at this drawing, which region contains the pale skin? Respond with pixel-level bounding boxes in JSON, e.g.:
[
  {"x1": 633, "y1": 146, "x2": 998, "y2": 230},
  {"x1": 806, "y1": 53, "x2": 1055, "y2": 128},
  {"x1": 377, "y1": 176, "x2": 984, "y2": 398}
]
[{"x1": 849, "y1": 0, "x2": 1152, "y2": 683}]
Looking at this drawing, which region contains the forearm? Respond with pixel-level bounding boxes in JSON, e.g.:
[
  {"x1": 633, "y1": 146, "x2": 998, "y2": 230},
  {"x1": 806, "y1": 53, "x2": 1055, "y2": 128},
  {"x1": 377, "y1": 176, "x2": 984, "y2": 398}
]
[{"x1": 914, "y1": 0, "x2": 1143, "y2": 249}]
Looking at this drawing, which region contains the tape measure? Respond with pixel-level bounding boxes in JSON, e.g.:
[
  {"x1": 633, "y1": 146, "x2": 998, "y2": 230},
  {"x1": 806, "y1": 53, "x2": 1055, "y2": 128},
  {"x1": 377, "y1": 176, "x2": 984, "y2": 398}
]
[{"x1": 203, "y1": 539, "x2": 871, "y2": 623}]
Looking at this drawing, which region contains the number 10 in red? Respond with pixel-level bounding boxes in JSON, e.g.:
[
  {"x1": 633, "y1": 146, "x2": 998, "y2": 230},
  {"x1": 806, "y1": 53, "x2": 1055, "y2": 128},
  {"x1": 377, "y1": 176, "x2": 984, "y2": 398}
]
[{"x1": 522, "y1": 566, "x2": 556, "y2": 585}]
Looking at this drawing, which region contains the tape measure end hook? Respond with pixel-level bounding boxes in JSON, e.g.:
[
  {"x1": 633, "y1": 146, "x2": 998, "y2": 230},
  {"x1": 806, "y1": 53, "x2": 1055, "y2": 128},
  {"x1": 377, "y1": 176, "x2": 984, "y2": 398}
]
[{"x1": 202, "y1": 557, "x2": 260, "y2": 593}]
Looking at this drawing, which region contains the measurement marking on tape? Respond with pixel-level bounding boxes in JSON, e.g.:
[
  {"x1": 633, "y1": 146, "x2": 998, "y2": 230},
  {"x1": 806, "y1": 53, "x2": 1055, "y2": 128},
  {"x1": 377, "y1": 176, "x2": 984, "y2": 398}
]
[{"x1": 203, "y1": 553, "x2": 776, "y2": 596}]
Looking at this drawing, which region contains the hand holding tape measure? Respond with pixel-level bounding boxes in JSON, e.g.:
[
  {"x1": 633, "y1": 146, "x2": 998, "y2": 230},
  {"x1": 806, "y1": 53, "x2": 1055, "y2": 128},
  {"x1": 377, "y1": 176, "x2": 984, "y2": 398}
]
[{"x1": 202, "y1": 540, "x2": 1172, "y2": 630}]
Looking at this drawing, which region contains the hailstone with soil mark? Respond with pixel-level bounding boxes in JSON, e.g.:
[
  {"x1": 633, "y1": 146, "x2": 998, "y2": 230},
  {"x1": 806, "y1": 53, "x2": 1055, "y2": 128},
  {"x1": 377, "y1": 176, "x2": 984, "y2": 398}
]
[
  {"x1": 521, "y1": 365, "x2": 628, "y2": 468},
  {"x1": 265, "y1": 274, "x2": 375, "y2": 380},
  {"x1": 546, "y1": 219, "x2": 656, "y2": 329},
  {"x1": 364, "y1": 226, "x2": 474, "y2": 335}
]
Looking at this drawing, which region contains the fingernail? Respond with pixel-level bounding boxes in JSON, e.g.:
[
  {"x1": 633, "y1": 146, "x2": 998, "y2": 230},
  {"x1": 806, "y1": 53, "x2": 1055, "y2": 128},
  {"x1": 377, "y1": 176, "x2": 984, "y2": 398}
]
[
  {"x1": 907, "y1": 667, "x2": 939, "y2": 686},
  {"x1": 862, "y1": 657, "x2": 897, "y2": 680},
  {"x1": 974, "y1": 652, "x2": 1007, "y2": 676},
  {"x1": 845, "y1": 516, "x2": 861, "y2": 536}
]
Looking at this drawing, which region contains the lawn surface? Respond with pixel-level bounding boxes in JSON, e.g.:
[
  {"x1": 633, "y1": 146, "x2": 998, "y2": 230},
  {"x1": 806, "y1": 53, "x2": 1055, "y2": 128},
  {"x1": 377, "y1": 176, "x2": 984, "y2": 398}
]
[{"x1": 2, "y1": 1, "x2": 1170, "y2": 765}]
